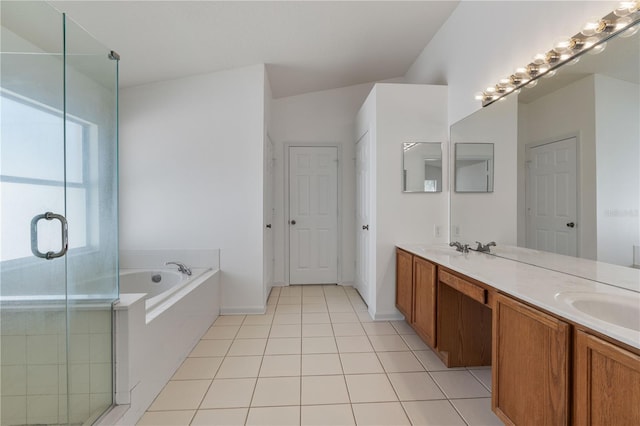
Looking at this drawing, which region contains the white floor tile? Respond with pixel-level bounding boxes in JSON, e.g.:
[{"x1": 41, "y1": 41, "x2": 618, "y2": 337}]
[
  {"x1": 340, "y1": 352, "x2": 384, "y2": 374},
  {"x1": 377, "y1": 351, "x2": 425, "y2": 373},
  {"x1": 332, "y1": 322, "x2": 366, "y2": 337},
  {"x1": 335, "y1": 336, "x2": 373, "y2": 353},
  {"x1": 148, "y1": 380, "x2": 210, "y2": 411},
  {"x1": 200, "y1": 378, "x2": 256, "y2": 409},
  {"x1": 202, "y1": 325, "x2": 240, "y2": 340},
  {"x1": 368, "y1": 335, "x2": 409, "y2": 352},
  {"x1": 273, "y1": 313, "x2": 302, "y2": 325},
  {"x1": 227, "y1": 339, "x2": 267, "y2": 356},
  {"x1": 269, "y1": 324, "x2": 302, "y2": 338},
  {"x1": 236, "y1": 325, "x2": 271, "y2": 339},
  {"x1": 388, "y1": 372, "x2": 446, "y2": 401},
  {"x1": 301, "y1": 404, "x2": 355, "y2": 426},
  {"x1": 468, "y1": 367, "x2": 492, "y2": 391},
  {"x1": 345, "y1": 374, "x2": 397, "y2": 403},
  {"x1": 265, "y1": 338, "x2": 301, "y2": 355},
  {"x1": 214, "y1": 316, "x2": 245, "y2": 326},
  {"x1": 302, "y1": 337, "x2": 338, "y2": 354},
  {"x1": 137, "y1": 410, "x2": 195, "y2": 425},
  {"x1": 402, "y1": 400, "x2": 466, "y2": 426},
  {"x1": 302, "y1": 375, "x2": 349, "y2": 405},
  {"x1": 172, "y1": 357, "x2": 223, "y2": 380},
  {"x1": 302, "y1": 323, "x2": 334, "y2": 337},
  {"x1": 246, "y1": 406, "x2": 300, "y2": 426},
  {"x1": 259, "y1": 355, "x2": 301, "y2": 377},
  {"x1": 302, "y1": 312, "x2": 331, "y2": 324},
  {"x1": 191, "y1": 408, "x2": 248, "y2": 426},
  {"x1": 216, "y1": 356, "x2": 262, "y2": 379},
  {"x1": 251, "y1": 377, "x2": 300, "y2": 407},
  {"x1": 352, "y1": 402, "x2": 410, "y2": 425},
  {"x1": 302, "y1": 353, "x2": 343, "y2": 375},
  {"x1": 362, "y1": 322, "x2": 397, "y2": 335},
  {"x1": 450, "y1": 398, "x2": 503, "y2": 426},
  {"x1": 430, "y1": 370, "x2": 491, "y2": 399}
]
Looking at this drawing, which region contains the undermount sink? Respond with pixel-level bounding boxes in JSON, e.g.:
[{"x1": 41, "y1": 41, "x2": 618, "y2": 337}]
[{"x1": 555, "y1": 292, "x2": 640, "y2": 332}]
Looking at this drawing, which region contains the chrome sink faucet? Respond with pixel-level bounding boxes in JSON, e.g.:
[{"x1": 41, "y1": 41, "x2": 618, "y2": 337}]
[
  {"x1": 474, "y1": 241, "x2": 497, "y2": 253},
  {"x1": 165, "y1": 261, "x2": 192, "y2": 276},
  {"x1": 449, "y1": 241, "x2": 469, "y2": 253}
]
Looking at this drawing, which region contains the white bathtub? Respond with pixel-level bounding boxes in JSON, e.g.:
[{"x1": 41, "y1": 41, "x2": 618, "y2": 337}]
[
  {"x1": 108, "y1": 251, "x2": 220, "y2": 425},
  {"x1": 119, "y1": 267, "x2": 211, "y2": 317}
]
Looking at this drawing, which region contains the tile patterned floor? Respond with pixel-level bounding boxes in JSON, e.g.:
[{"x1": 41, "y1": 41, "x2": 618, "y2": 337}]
[{"x1": 138, "y1": 285, "x2": 502, "y2": 425}]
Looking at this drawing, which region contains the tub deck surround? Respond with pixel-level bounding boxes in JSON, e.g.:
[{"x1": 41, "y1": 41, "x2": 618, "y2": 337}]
[{"x1": 396, "y1": 243, "x2": 640, "y2": 350}]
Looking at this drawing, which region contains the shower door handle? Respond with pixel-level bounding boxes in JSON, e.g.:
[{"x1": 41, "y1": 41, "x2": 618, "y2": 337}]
[{"x1": 30, "y1": 212, "x2": 69, "y2": 259}]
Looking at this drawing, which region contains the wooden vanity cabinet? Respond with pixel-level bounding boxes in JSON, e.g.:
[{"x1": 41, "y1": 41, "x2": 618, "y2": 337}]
[
  {"x1": 395, "y1": 249, "x2": 437, "y2": 348},
  {"x1": 412, "y1": 256, "x2": 437, "y2": 347},
  {"x1": 395, "y1": 248, "x2": 414, "y2": 321},
  {"x1": 492, "y1": 293, "x2": 570, "y2": 426},
  {"x1": 573, "y1": 330, "x2": 640, "y2": 425}
]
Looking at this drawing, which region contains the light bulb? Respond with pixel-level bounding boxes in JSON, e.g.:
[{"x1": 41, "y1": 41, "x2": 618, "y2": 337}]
[
  {"x1": 581, "y1": 18, "x2": 601, "y2": 36},
  {"x1": 620, "y1": 24, "x2": 640, "y2": 37},
  {"x1": 614, "y1": 1, "x2": 639, "y2": 16},
  {"x1": 553, "y1": 38, "x2": 572, "y2": 53},
  {"x1": 532, "y1": 53, "x2": 547, "y2": 64},
  {"x1": 587, "y1": 41, "x2": 607, "y2": 55}
]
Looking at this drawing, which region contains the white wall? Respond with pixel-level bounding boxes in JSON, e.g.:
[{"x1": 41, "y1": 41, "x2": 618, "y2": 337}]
[
  {"x1": 356, "y1": 83, "x2": 449, "y2": 319},
  {"x1": 119, "y1": 64, "x2": 267, "y2": 313},
  {"x1": 519, "y1": 76, "x2": 597, "y2": 259},
  {"x1": 594, "y1": 75, "x2": 640, "y2": 266},
  {"x1": 404, "y1": 1, "x2": 616, "y2": 125},
  {"x1": 450, "y1": 95, "x2": 518, "y2": 246},
  {"x1": 270, "y1": 82, "x2": 375, "y2": 285}
]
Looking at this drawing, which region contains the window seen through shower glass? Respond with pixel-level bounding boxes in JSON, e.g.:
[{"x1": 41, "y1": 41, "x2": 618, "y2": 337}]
[{"x1": 1, "y1": 92, "x2": 96, "y2": 261}]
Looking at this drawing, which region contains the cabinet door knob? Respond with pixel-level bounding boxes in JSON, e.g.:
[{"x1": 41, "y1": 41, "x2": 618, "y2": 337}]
[{"x1": 362, "y1": 225, "x2": 369, "y2": 230}]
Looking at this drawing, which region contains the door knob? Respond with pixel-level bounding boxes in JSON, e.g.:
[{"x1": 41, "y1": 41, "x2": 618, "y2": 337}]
[
  {"x1": 566, "y1": 222, "x2": 575, "y2": 228},
  {"x1": 362, "y1": 225, "x2": 369, "y2": 230},
  {"x1": 290, "y1": 220, "x2": 296, "y2": 225}
]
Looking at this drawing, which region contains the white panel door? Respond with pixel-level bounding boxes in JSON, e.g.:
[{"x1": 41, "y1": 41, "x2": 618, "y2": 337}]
[
  {"x1": 355, "y1": 132, "x2": 371, "y2": 305},
  {"x1": 289, "y1": 146, "x2": 338, "y2": 284},
  {"x1": 526, "y1": 137, "x2": 578, "y2": 256}
]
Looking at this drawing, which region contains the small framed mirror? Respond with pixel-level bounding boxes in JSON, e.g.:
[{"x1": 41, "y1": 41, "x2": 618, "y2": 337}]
[
  {"x1": 455, "y1": 143, "x2": 494, "y2": 193},
  {"x1": 402, "y1": 142, "x2": 442, "y2": 193}
]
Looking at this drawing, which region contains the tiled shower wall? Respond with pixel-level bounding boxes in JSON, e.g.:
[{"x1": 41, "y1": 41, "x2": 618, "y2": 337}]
[{"x1": 1, "y1": 307, "x2": 112, "y2": 425}]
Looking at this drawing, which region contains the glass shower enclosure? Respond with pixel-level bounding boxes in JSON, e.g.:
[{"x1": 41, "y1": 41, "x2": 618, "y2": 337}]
[{"x1": 1, "y1": 2, "x2": 119, "y2": 425}]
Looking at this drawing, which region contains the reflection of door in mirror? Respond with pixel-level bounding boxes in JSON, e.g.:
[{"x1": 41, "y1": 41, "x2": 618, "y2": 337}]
[
  {"x1": 525, "y1": 137, "x2": 577, "y2": 256},
  {"x1": 454, "y1": 143, "x2": 494, "y2": 193},
  {"x1": 402, "y1": 142, "x2": 442, "y2": 193}
]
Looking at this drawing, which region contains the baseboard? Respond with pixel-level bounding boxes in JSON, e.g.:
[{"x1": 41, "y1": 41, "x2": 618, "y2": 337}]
[{"x1": 220, "y1": 305, "x2": 267, "y2": 315}]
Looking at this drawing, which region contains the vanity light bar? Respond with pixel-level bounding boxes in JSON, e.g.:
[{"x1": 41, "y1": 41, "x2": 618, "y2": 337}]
[{"x1": 476, "y1": 1, "x2": 640, "y2": 106}]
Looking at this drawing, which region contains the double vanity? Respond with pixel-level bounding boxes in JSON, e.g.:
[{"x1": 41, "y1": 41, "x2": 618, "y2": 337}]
[{"x1": 395, "y1": 244, "x2": 640, "y2": 425}]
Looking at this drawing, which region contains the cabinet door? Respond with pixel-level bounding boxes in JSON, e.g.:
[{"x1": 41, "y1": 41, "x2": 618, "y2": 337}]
[
  {"x1": 493, "y1": 294, "x2": 570, "y2": 426},
  {"x1": 574, "y1": 330, "x2": 640, "y2": 425},
  {"x1": 395, "y1": 249, "x2": 413, "y2": 321},
  {"x1": 413, "y1": 256, "x2": 436, "y2": 348}
]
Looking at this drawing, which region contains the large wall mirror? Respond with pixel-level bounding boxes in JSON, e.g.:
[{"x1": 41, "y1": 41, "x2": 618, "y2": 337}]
[
  {"x1": 402, "y1": 142, "x2": 442, "y2": 193},
  {"x1": 450, "y1": 23, "x2": 640, "y2": 291}
]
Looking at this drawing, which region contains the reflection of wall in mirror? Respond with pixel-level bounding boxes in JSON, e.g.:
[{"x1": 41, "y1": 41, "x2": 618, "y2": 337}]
[
  {"x1": 518, "y1": 74, "x2": 639, "y2": 267},
  {"x1": 449, "y1": 95, "x2": 517, "y2": 245}
]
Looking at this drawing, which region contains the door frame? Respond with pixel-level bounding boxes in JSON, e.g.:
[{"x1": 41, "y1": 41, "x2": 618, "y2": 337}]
[
  {"x1": 524, "y1": 132, "x2": 581, "y2": 257},
  {"x1": 284, "y1": 142, "x2": 343, "y2": 286}
]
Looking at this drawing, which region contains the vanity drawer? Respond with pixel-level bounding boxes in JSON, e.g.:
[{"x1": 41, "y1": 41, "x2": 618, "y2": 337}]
[{"x1": 439, "y1": 269, "x2": 487, "y2": 304}]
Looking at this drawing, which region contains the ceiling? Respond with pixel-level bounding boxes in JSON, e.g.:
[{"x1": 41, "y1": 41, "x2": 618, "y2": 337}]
[{"x1": 50, "y1": 1, "x2": 459, "y2": 98}]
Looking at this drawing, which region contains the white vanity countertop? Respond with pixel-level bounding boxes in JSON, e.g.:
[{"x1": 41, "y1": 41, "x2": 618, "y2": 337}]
[
  {"x1": 489, "y1": 245, "x2": 640, "y2": 293},
  {"x1": 397, "y1": 243, "x2": 640, "y2": 350}
]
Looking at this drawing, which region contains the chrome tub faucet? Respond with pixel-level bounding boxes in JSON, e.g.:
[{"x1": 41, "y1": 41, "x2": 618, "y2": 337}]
[{"x1": 165, "y1": 261, "x2": 192, "y2": 276}]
